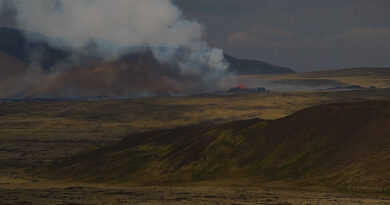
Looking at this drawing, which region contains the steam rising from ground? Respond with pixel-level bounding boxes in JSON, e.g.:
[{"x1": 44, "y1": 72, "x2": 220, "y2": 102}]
[{"x1": 0, "y1": 0, "x2": 229, "y2": 97}]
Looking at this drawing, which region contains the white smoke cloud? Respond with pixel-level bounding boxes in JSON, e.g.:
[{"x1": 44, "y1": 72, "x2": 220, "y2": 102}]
[{"x1": 10, "y1": 0, "x2": 228, "y2": 79}]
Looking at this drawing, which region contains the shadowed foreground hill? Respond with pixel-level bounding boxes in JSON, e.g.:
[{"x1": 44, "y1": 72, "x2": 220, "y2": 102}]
[{"x1": 47, "y1": 101, "x2": 390, "y2": 192}]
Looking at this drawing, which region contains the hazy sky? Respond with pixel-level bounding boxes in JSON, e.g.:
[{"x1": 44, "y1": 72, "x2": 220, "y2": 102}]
[
  {"x1": 1, "y1": 0, "x2": 389, "y2": 72},
  {"x1": 174, "y1": 0, "x2": 390, "y2": 71}
]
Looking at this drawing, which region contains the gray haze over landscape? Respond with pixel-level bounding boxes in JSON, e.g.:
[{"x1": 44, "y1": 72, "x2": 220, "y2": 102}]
[
  {"x1": 174, "y1": 0, "x2": 390, "y2": 71},
  {"x1": 0, "y1": 0, "x2": 231, "y2": 97},
  {"x1": 0, "y1": 0, "x2": 389, "y2": 72}
]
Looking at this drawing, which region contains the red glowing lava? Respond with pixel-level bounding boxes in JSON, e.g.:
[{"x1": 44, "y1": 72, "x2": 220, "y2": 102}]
[{"x1": 239, "y1": 83, "x2": 248, "y2": 90}]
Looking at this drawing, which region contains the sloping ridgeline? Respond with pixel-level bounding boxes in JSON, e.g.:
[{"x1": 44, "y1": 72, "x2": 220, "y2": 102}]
[
  {"x1": 45, "y1": 101, "x2": 390, "y2": 192},
  {"x1": 224, "y1": 54, "x2": 295, "y2": 75},
  {"x1": 0, "y1": 27, "x2": 70, "y2": 70}
]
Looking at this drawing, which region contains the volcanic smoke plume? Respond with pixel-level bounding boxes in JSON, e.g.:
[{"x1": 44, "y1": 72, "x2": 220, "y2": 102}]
[{"x1": 0, "y1": 0, "x2": 229, "y2": 98}]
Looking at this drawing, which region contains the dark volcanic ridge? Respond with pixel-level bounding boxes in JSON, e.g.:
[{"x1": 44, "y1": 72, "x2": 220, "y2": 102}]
[
  {"x1": 46, "y1": 101, "x2": 390, "y2": 192},
  {"x1": 326, "y1": 85, "x2": 377, "y2": 91},
  {"x1": 0, "y1": 27, "x2": 294, "y2": 98},
  {"x1": 0, "y1": 27, "x2": 71, "y2": 70},
  {"x1": 224, "y1": 54, "x2": 295, "y2": 75}
]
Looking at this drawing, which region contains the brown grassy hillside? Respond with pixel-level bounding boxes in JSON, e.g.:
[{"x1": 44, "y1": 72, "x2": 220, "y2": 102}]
[
  {"x1": 46, "y1": 101, "x2": 390, "y2": 192},
  {"x1": 302, "y1": 67, "x2": 390, "y2": 78}
]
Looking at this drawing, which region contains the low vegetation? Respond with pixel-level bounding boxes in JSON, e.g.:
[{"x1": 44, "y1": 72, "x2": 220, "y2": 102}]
[{"x1": 44, "y1": 101, "x2": 390, "y2": 193}]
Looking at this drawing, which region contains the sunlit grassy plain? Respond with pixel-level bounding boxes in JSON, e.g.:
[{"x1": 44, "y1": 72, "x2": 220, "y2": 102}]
[{"x1": 2, "y1": 89, "x2": 390, "y2": 142}]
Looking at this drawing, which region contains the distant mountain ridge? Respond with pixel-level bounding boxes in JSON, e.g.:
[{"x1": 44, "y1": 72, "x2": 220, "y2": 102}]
[
  {"x1": 224, "y1": 54, "x2": 295, "y2": 75},
  {"x1": 0, "y1": 27, "x2": 294, "y2": 75},
  {"x1": 0, "y1": 27, "x2": 70, "y2": 69},
  {"x1": 0, "y1": 27, "x2": 296, "y2": 97}
]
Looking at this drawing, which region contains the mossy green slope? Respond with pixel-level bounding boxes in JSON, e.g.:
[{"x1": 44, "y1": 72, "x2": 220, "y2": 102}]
[{"x1": 47, "y1": 101, "x2": 390, "y2": 191}]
